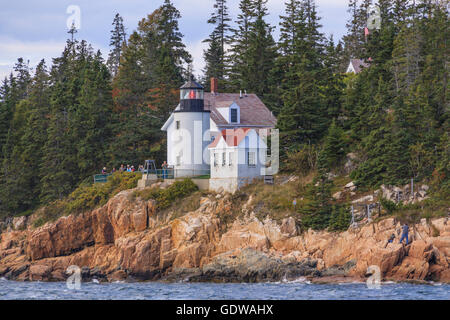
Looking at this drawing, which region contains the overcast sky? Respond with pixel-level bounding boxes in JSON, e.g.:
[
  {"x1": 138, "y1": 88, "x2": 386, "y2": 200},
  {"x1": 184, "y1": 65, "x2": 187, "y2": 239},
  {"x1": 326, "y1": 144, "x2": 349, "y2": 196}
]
[{"x1": 0, "y1": 0, "x2": 349, "y2": 80}]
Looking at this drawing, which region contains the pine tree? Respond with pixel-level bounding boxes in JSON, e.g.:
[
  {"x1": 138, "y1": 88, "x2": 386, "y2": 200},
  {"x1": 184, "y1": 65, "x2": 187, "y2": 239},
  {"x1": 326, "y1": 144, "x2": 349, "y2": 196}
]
[
  {"x1": 203, "y1": 0, "x2": 232, "y2": 89},
  {"x1": 277, "y1": 0, "x2": 328, "y2": 152},
  {"x1": 0, "y1": 60, "x2": 50, "y2": 214},
  {"x1": 270, "y1": 0, "x2": 304, "y2": 116},
  {"x1": 0, "y1": 77, "x2": 14, "y2": 161},
  {"x1": 110, "y1": 0, "x2": 191, "y2": 166},
  {"x1": 299, "y1": 171, "x2": 334, "y2": 230},
  {"x1": 228, "y1": 0, "x2": 257, "y2": 91},
  {"x1": 107, "y1": 13, "x2": 127, "y2": 77},
  {"x1": 13, "y1": 57, "x2": 31, "y2": 99},
  {"x1": 244, "y1": 0, "x2": 278, "y2": 101},
  {"x1": 75, "y1": 51, "x2": 113, "y2": 179},
  {"x1": 318, "y1": 119, "x2": 347, "y2": 171}
]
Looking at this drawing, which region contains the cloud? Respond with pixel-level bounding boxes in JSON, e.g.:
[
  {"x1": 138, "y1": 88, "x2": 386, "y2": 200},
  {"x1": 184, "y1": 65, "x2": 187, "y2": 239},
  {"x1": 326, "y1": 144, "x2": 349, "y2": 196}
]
[
  {"x1": 186, "y1": 39, "x2": 209, "y2": 77},
  {"x1": 0, "y1": 0, "x2": 350, "y2": 81}
]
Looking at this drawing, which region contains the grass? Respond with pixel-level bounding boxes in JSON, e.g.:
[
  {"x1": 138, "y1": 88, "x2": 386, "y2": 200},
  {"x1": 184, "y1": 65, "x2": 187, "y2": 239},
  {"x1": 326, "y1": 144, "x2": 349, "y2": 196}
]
[
  {"x1": 230, "y1": 176, "x2": 305, "y2": 223},
  {"x1": 132, "y1": 179, "x2": 199, "y2": 211}
]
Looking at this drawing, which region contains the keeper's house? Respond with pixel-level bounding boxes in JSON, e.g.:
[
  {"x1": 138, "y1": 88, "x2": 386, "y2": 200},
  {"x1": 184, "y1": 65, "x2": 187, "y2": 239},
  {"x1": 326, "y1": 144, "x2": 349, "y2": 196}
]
[
  {"x1": 209, "y1": 128, "x2": 268, "y2": 193},
  {"x1": 161, "y1": 78, "x2": 276, "y2": 192}
]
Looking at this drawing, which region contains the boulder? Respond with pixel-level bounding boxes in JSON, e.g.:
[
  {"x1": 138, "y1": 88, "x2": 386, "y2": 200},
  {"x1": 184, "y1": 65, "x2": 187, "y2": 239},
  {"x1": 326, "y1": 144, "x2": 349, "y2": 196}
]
[
  {"x1": 332, "y1": 191, "x2": 343, "y2": 200},
  {"x1": 12, "y1": 216, "x2": 27, "y2": 230},
  {"x1": 29, "y1": 264, "x2": 52, "y2": 281},
  {"x1": 391, "y1": 257, "x2": 429, "y2": 281},
  {"x1": 345, "y1": 181, "x2": 355, "y2": 189}
]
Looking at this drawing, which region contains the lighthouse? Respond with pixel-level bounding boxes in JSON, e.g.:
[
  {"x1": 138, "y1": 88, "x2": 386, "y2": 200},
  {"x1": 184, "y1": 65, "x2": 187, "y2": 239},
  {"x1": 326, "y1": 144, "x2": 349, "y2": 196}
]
[{"x1": 163, "y1": 78, "x2": 211, "y2": 177}]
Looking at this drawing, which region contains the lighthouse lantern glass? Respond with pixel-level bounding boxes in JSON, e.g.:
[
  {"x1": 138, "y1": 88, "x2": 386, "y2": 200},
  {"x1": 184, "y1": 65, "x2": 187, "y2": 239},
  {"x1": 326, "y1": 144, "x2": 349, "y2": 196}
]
[{"x1": 180, "y1": 88, "x2": 203, "y2": 100}]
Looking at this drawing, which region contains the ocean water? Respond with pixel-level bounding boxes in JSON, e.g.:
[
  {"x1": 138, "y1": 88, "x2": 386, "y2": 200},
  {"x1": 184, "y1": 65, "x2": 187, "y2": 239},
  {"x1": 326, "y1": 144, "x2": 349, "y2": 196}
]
[{"x1": 0, "y1": 278, "x2": 449, "y2": 300}]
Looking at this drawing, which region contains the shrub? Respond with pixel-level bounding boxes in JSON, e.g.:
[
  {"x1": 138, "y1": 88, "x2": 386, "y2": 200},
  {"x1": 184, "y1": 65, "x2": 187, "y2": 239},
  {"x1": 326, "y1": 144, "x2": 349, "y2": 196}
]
[
  {"x1": 284, "y1": 144, "x2": 319, "y2": 175},
  {"x1": 65, "y1": 172, "x2": 141, "y2": 214},
  {"x1": 380, "y1": 197, "x2": 401, "y2": 215},
  {"x1": 329, "y1": 205, "x2": 351, "y2": 231},
  {"x1": 134, "y1": 179, "x2": 198, "y2": 210},
  {"x1": 31, "y1": 172, "x2": 141, "y2": 226}
]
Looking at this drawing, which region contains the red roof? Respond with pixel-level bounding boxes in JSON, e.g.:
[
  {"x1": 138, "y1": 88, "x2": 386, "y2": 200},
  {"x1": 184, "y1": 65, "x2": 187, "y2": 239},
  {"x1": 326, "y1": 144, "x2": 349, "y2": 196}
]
[{"x1": 209, "y1": 128, "x2": 252, "y2": 148}]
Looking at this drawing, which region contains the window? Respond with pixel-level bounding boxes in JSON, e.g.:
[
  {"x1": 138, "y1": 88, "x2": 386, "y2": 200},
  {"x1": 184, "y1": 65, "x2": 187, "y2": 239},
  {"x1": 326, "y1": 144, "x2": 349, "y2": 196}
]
[
  {"x1": 180, "y1": 89, "x2": 204, "y2": 100},
  {"x1": 248, "y1": 152, "x2": 256, "y2": 167},
  {"x1": 230, "y1": 108, "x2": 238, "y2": 123},
  {"x1": 222, "y1": 152, "x2": 226, "y2": 166},
  {"x1": 213, "y1": 153, "x2": 218, "y2": 167},
  {"x1": 176, "y1": 121, "x2": 180, "y2": 130},
  {"x1": 228, "y1": 152, "x2": 233, "y2": 166},
  {"x1": 176, "y1": 155, "x2": 181, "y2": 166}
]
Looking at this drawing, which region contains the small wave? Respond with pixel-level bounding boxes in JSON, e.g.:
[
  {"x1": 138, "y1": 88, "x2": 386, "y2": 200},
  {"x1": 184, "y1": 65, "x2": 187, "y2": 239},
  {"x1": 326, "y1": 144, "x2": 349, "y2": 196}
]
[
  {"x1": 432, "y1": 282, "x2": 442, "y2": 286},
  {"x1": 277, "y1": 277, "x2": 311, "y2": 284},
  {"x1": 91, "y1": 279, "x2": 100, "y2": 284}
]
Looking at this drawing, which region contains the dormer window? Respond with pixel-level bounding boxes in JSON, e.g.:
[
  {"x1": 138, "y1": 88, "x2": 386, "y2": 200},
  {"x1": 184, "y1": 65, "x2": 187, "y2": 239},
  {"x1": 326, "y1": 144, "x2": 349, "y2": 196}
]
[{"x1": 231, "y1": 108, "x2": 238, "y2": 123}]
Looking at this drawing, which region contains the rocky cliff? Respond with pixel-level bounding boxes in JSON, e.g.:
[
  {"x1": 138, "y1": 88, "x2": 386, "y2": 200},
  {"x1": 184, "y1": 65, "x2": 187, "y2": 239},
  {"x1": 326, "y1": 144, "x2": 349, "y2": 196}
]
[{"x1": 0, "y1": 188, "x2": 449, "y2": 283}]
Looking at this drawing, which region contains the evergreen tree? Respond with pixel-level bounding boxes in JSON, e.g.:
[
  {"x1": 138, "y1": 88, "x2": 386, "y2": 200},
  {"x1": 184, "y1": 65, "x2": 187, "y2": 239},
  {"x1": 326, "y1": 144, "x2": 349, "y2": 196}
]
[
  {"x1": 228, "y1": 0, "x2": 257, "y2": 91},
  {"x1": 13, "y1": 58, "x2": 31, "y2": 99},
  {"x1": 245, "y1": 0, "x2": 278, "y2": 101},
  {"x1": 203, "y1": 0, "x2": 232, "y2": 90},
  {"x1": 299, "y1": 171, "x2": 334, "y2": 230},
  {"x1": 0, "y1": 60, "x2": 50, "y2": 214},
  {"x1": 107, "y1": 13, "x2": 127, "y2": 77},
  {"x1": 318, "y1": 119, "x2": 347, "y2": 171},
  {"x1": 110, "y1": 0, "x2": 191, "y2": 166},
  {"x1": 277, "y1": 0, "x2": 328, "y2": 152}
]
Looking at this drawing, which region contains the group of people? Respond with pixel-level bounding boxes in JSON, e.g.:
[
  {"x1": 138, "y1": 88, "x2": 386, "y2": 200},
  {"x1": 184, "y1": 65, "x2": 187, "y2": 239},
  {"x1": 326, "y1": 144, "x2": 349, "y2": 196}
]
[
  {"x1": 100, "y1": 161, "x2": 170, "y2": 175},
  {"x1": 101, "y1": 164, "x2": 145, "y2": 174}
]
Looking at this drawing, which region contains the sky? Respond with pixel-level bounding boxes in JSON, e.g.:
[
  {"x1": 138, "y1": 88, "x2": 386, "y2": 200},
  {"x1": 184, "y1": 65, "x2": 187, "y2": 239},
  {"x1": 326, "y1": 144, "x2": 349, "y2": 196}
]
[{"x1": 0, "y1": 0, "x2": 350, "y2": 80}]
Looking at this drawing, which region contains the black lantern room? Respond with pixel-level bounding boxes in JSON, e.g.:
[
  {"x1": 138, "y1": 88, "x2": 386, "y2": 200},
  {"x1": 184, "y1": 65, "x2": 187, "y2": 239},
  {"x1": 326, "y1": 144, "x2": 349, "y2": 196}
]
[{"x1": 178, "y1": 78, "x2": 204, "y2": 112}]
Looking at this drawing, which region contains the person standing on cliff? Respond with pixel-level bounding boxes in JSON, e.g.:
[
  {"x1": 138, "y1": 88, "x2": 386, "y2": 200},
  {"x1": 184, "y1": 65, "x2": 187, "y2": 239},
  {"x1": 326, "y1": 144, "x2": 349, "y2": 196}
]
[{"x1": 399, "y1": 223, "x2": 409, "y2": 245}]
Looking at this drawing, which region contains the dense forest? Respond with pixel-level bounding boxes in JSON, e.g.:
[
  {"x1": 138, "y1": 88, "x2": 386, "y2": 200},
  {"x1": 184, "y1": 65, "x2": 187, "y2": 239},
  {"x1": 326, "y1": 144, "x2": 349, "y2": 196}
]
[{"x1": 0, "y1": 0, "x2": 448, "y2": 221}]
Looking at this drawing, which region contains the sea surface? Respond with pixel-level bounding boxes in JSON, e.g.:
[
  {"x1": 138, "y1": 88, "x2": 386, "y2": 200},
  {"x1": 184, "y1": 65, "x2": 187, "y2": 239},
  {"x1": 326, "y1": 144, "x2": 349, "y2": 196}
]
[{"x1": 0, "y1": 278, "x2": 449, "y2": 300}]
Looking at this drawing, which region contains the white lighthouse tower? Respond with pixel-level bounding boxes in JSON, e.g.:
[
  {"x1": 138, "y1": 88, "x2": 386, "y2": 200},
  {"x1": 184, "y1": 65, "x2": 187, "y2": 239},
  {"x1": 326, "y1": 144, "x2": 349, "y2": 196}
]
[{"x1": 162, "y1": 78, "x2": 210, "y2": 177}]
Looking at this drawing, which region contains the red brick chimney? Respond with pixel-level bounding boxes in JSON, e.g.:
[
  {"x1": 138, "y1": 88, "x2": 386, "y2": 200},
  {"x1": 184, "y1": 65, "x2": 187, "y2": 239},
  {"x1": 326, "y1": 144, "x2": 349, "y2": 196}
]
[{"x1": 211, "y1": 77, "x2": 218, "y2": 94}]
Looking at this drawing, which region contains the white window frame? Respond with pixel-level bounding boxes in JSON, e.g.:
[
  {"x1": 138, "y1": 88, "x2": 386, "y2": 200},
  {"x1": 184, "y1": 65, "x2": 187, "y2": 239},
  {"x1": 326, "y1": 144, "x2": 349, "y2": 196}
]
[
  {"x1": 176, "y1": 120, "x2": 180, "y2": 130},
  {"x1": 228, "y1": 152, "x2": 233, "y2": 166},
  {"x1": 222, "y1": 152, "x2": 226, "y2": 166},
  {"x1": 213, "y1": 153, "x2": 218, "y2": 167},
  {"x1": 248, "y1": 151, "x2": 256, "y2": 167}
]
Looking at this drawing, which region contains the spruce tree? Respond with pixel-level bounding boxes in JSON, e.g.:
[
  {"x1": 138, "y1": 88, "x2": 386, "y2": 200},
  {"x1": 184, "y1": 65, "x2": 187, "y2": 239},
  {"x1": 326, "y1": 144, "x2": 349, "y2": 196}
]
[
  {"x1": 110, "y1": 0, "x2": 191, "y2": 166},
  {"x1": 245, "y1": 0, "x2": 278, "y2": 101},
  {"x1": 277, "y1": 0, "x2": 328, "y2": 152},
  {"x1": 107, "y1": 13, "x2": 127, "y2": 77},
  {"x1": 228, "y1": 0, "x2": 257, "y2": 91},
  {"x1": 203, "y1": 0, "x2": 232, "y2": 90}
]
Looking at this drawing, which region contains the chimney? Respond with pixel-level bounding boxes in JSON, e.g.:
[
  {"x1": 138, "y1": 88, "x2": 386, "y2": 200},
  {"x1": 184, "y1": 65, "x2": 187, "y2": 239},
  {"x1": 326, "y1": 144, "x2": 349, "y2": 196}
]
[{"x1": 211, "y1": 77, "x2": 218, "y2": 94}]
